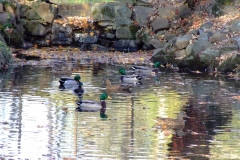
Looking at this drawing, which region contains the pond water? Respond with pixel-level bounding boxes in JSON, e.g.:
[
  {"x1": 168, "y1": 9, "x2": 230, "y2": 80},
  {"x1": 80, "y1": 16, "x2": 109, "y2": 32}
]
[{"x1": 0, "y1": 63, "x2": 240, "y2": 159}]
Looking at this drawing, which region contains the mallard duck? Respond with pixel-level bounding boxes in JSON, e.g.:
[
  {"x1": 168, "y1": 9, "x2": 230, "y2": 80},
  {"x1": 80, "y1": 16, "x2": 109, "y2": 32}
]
[
  {"x1": 119, "y1": 68, "x2": 143, "y2": 83},
  {"x1": 130, "y1": 62, "x2": 161, "y2": 75},
  {"x1": 155, "y1": 112, "x2": 189, "y2": 130},
  {"x1": 59, "y1": 74, "x2": 81, "y2": 87},
  {"x1": 75, "y1": 93, "x2": 112, "y2": 115},
  {"x1": 105, "y1": 79, "x2": 133, "y2": 94},
  {"x1": 73, "y1": 82, "x2": 84, "y2": 97}
]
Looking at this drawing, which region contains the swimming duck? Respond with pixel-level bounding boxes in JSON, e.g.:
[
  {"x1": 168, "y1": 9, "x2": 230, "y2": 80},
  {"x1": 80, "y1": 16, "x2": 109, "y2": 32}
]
[
  {"x1": 105, "y1": 79, "x2": 133, "y2": 94},
  {"x1": 73, "y1": 82, "x2": 84, "y2": 97},
  {"x1": 155, "y1": 112, "x2": 189, "y2": 130},
  {"x1": 130, "y1": 62, "x2": 161, "y2": 75},
  {"x1": 75, "y1": 93, "x2": 112, "y2": 117},
  {"x1": 119, "y1": 68, "x2": 143, "y2": 83},
  {"x1": 59, "y1": 74, "x2": 81, "y2": 87}
]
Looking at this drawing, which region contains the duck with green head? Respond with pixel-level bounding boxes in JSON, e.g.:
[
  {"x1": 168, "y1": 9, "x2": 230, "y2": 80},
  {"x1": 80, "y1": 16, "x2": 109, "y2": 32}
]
[
  {"x1": 119, "y1": 68, "x2": 143, "y2": 83},
  {"x1": 130, "y1": 62, "x2": 161, "y2": 75},
  {"x1": 75, "y1": 93, "x2": 112, "y2": 118},
  {"x1": 59, "y1": 74, "x2": 81, "y2": 87}
]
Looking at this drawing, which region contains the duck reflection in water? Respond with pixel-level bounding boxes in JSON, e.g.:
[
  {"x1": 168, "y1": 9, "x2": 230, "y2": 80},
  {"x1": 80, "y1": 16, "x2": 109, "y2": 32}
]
[
  {"x1": 155, "y1": 112, "x2": 190, "y2": 136},
  {"x1": 75, "y1": 93, "x2": 112, "y2": 118}
]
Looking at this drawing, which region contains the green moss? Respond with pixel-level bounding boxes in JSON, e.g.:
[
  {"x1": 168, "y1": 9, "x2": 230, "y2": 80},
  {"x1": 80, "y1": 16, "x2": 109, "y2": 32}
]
[
  {"x1": 0, "y1": 41, "x2": 12, "y2": 67},
  {"x1": 101, "y1": 5, "x2": 115, "y2": 18},
  {"x1": 129, "y1": 25, "x2": 140, "y2": 38}
]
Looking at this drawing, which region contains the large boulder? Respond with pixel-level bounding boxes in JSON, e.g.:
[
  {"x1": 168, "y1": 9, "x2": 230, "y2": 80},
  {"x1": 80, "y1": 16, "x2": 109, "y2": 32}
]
[
  {"x1": 151, "y1": 17, "x2": 170, "y2": 32},
  {"x1": 158, "y1": 6, "x2": 176, "y2": 18},
  {"x1": 116, "y1": 25, "x2": 140, "y2": 39},
  {"x1": 28, "y1": 1, "x2": 57, "y2": 23},
  {"x1": 210, "y1": 31, "x2": 228, "y2": 43},
  {"x1": 178, "y1": 5, "x2": 192, "y2": 18},
  {"x1": 175, "y1": 35, "x2": 191, "y2": 50},
  {"x1": 132, "y1": 6, "x2": 153, "y2": 27},
  {"x1": 192, "y1": 39, "x2": 213, "y2": 54},
  {"x1": 51, "y1": 22, "x2": 72, "y2": 45},
  {"x1": 0, "y1": 12, "x2": 17, "y2": 27},
  {"x1": 218, "y1": 53, "x2": 240, "y2": 73},
  {"x1": 91, "y1": 2, "x2": 131, "y2": 22},
  {"x1": 2, "y1": 28, "x2": 25, "y2": 48},
  {"x1": 25, "y1": 20, "x2": 48, "y2": 36},
  {"x1": 228, "y1": 18, "x2": 240, "y2": 32}
]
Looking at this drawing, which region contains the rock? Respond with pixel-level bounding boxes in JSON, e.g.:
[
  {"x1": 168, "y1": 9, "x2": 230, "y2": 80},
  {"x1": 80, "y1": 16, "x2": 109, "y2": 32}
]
[
  {"x1": 150, "y1": 48, "x2": 171, "y2": 65},
  {"x1": 29, "y1": 1, "x2": 57, "y2": 23},
  {"x1": 114, "y1": 39, "x2": 139, "y2": 52},
  {"x1": 116, "y1": 25, "x2": 140, "y2": 39},
  {"x1": 228, "y1": 17, "x2": 240, "y2": 32},
  {"x1": 4, "y1": 3, "x2": 14, "y2": 14},
  {"x1": 98, "y1": 38, "x2": 114, "y2": 47},
  {"x1": 20, "y1": 4, "x2": 31, "y2": 17},
  {"x1": 150, "y1": 39, "x2": 164, "y2": 49},
  {"x1": 2, "y1": 28, "x2": 25, "y2": 48},
  {"x1": 26, "y1": 9, "x2": 41, "y2": 20},
  {"x1": 91, "y1": 2, "x2": 116, "y2": 22},
  {"x1": 223, "y1": 6, "x2": 239, "y2": 15},
  {"x1": 219, "y1": 46, "x2": 239, "y2": 54},
  {"x1": 200, "y1": 22, "x2": 213, "y2": 30},
  {"x1": 115, "y1": 17, "x2": 132, "y2": 26},
  {"x1": 175, "y1": 35, "x2": 191, "y2": 50},
  {"x1": 218, "y1": 53, "x2": 240, "y2": 73},
  {"x1": 186, "y1": 44, "x2": 194, "y2": 55},
  {"x1": 198, "y1": 48, "x2": 220, "y2": 68},
  {"x1": 25, "y1": 20, "x2": 48, "y2": 36},
  {"x1": 151, "y1": 17, "x2": 170, "y2": 32},
  {"x1": 192, "y1": 39, "x2": 213, "y2": 54},
  {"x1": 99, "y1": 32, "x2": 115, "y2": 39},
  {"x1": 158, "y1": 6, "x2": 176, "y2": 18},
  {"x1": 0, "y1": 12, "x2": 17, "y2": 27},
  {"x1": 0, "y1": 3, "x2": 3, "y2": 13},
  {"x1": 175, "y1": 49, "x2": 189, "y2": 60},
  {"x1": 210, "y1": 31, "x2": 228, "y2": 43},
  {"x1": 51, "y1": 22, "x2": 72, "y2": 45},
  {"x1": 232, "y1": 36, "x2": 240, "y2": 50},
  {"x1": 165, "y1": 33, "x2": 177, "y2": 41},
  {"x1": 177, "y1": 54, "x2": 198, "y2": 70},
  {"x1": 82, "y1": 34, "x2": 98, "y2": 44},
  {"x1": 132, "y1": 6, "x2": 153, "y2": 26},
  {"x1": 178, "y1": 5, "x2": 191, "y2": 18},
  {"x1": 115, "y1": 5, "x2": 132, "y2": 18}
]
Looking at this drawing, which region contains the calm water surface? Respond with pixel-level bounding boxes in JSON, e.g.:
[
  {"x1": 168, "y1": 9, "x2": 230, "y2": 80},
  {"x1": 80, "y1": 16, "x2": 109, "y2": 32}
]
[{"x1": 0, "y1": 64, "x2": 240, "y2": 159}]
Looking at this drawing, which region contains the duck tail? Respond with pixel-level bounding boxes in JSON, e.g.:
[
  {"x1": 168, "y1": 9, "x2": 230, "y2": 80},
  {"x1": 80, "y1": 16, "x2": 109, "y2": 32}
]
[
  {"x1": 59, "y1": 77, "x2": 67, "y2": 85},
  {"x1": 130, "y1": 66, "x2": 136, "y2": 70},
  {"x1": 136, "y1": 75, "x2": 143, "y2": 80},
  {"x1": 76, "y1": 101, "x2": 83, "y2": 105},
  {"x1": 75, "y1": 107, "x2": 83, "y2": 112}
]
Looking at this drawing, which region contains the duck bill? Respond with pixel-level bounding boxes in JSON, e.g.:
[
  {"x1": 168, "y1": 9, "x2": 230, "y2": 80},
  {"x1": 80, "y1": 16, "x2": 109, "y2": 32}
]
[{"x1": 107, "y1": 96, "x2": 112, "y2": 99}]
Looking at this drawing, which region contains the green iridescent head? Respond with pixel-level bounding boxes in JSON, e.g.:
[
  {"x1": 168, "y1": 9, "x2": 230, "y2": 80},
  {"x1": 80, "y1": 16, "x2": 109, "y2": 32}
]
[
  {"x1": 153, "y1": 62, "x2": 160, "y2": 68},
  {"x1": 74, "y1": 75, "x2": 81, "y2": 81},
  {"x1": 100, "y1": 93, "x2": 112, "y2": 100},
  {"x1": 119, "y1": 68, "x2": 126, "y2": 75}
]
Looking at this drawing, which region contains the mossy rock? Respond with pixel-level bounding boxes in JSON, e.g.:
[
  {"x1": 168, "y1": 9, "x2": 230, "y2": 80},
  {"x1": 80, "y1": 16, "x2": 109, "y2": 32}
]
[
  {"x1": 0, "y1": 41, "x2": 12, "y2": 69},
  {"x1": 2, "y1": 27, "x2": 25, "y2": 48},
  {"x1": 218, "y1": 54, "x2": 240, "y2": 73}
]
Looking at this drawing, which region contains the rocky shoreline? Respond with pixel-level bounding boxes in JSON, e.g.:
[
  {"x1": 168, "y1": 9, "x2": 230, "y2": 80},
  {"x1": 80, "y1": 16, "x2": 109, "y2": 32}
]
[{"x1": 0, "y1": 0, "x2": 239, "y2": 76}]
